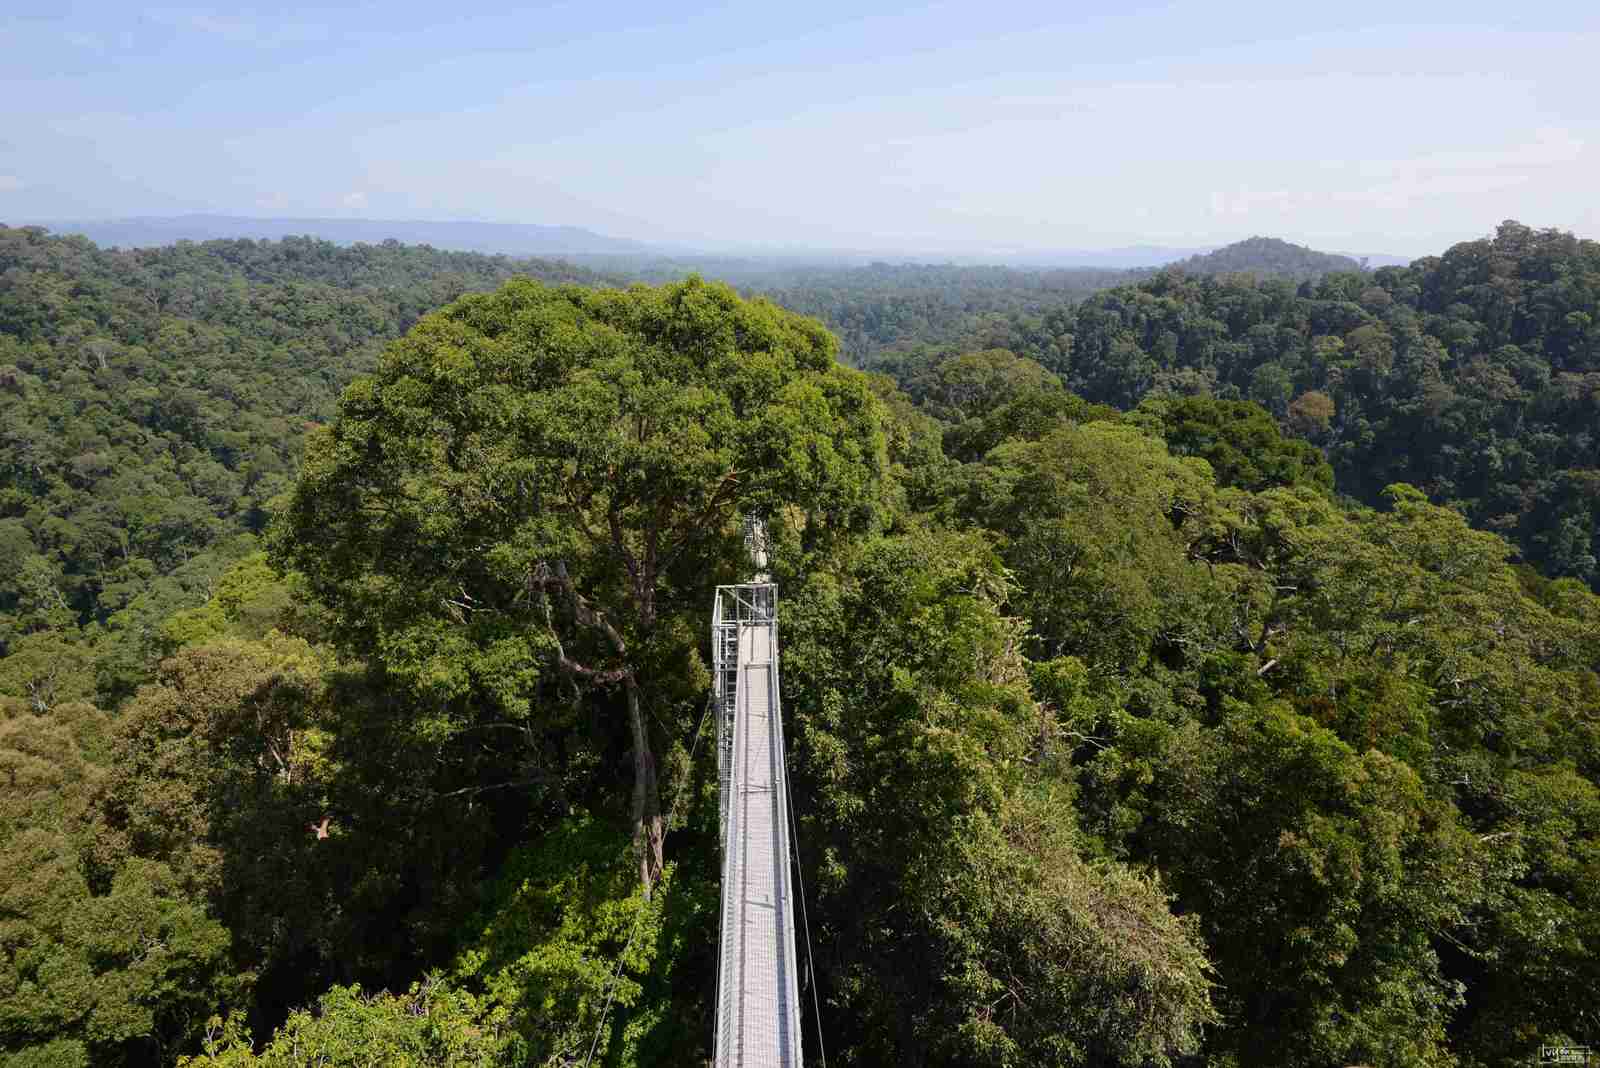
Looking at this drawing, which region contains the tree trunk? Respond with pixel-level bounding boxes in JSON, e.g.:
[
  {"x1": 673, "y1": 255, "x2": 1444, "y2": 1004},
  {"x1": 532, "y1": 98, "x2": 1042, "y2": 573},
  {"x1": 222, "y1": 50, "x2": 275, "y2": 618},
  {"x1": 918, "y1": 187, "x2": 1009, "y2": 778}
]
[
  {"x1": 626, "y1": 672, "x2": 665, "y2": 897},
  {"x1": 534, "y1": 562, "x2": 664, "y2": 898}
]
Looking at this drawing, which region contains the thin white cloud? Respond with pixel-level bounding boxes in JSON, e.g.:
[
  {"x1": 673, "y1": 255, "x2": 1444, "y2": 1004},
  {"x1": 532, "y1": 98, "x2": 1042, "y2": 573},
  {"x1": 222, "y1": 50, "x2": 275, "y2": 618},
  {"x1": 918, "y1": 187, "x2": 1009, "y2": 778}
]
[
  {"x1": 341, "y1": 191, "x2": 368, "y2": 210},
  {"x1": 144, "y1": 9, "x2": 328, "y2": 47},
  {"x1": 1375, "y1": 127, "x2": 1586, "y2": 176},
  {"x1": 1205, "y1": 129, "x2": 1588, "y2": 221},
  {"x1": 0, "y1": 176, "x2": 24, "y2": 193},
  {"x1": 1334, "y1": 128, "x2": 1585, "y2": 210},
  {"x1": 1210, "y1": 189, "x2": 1313, "y2": 218},
  {"x1": 64, "y1": 30, "x2": 106, "y2": 51}
]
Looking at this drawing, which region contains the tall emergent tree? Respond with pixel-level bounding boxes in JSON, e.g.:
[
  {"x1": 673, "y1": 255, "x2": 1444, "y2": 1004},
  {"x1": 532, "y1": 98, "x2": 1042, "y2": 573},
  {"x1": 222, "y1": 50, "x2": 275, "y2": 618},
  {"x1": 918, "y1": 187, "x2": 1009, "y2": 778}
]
[{"x1": 274, "y1": 276, "x2": 886, "y2": 894}]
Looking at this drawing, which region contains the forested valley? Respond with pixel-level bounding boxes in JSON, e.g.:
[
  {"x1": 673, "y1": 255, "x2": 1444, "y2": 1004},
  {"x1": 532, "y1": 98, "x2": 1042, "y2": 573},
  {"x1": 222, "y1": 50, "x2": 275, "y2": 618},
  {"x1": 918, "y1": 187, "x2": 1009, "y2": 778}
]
[{"x1": 2, "y1": 220, "x2": 1599, "y2": 1068}]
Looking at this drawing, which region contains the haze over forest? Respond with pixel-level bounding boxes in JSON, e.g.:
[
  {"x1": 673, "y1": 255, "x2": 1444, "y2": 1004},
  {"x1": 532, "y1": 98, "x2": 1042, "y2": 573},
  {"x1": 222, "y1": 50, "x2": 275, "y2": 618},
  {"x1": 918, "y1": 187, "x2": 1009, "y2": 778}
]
[{"x1": 34, "y1": 213, "x2": 1419, "y2": 270}]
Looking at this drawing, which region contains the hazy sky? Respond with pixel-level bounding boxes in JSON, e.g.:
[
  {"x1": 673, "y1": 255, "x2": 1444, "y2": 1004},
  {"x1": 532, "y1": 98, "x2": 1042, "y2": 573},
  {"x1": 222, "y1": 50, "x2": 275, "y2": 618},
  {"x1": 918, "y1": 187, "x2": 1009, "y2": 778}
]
[{"x1": 2, "y1": 1, "x2": 1596, "y2": 256}]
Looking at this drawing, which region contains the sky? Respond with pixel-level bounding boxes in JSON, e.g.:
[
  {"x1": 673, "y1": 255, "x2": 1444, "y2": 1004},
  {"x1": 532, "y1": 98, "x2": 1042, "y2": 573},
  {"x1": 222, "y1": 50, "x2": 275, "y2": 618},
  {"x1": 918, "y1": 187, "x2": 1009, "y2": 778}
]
[{"x1": 2, "y1": 0, "x2": 1597, "y2": 257}]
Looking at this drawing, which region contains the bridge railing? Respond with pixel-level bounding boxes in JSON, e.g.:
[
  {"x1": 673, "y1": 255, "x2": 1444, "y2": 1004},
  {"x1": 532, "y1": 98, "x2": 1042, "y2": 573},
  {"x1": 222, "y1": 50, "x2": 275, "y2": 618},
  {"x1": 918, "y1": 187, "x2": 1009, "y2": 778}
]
[
  {"x1": 713, "y1": 582, "x2": 777, "y2": 845},
  {"x1": 765, "y1": 608, "x2": 804, "y2": 1068},
  {"x1": 710, "y1": 580, "x2": 802, "y2": 1068},
  {"x1": 712, "y1": 587, "x2": 746, "y2": 1064}
]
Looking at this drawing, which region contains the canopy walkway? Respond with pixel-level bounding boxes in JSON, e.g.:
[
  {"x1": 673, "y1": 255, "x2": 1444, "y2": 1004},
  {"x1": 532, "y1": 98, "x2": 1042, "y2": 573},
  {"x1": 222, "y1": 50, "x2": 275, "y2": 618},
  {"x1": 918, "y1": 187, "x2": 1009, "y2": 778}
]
[{"x1": 710, "y1": 519, "x2": 804, "y2": 1067}]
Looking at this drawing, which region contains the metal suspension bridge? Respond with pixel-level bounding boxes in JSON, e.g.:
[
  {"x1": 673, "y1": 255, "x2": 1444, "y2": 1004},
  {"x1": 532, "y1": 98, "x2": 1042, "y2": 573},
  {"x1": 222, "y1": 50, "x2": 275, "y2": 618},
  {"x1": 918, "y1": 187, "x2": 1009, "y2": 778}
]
[{"x1": 710, "y1": 519, "x2": 806, "y2": 1068}]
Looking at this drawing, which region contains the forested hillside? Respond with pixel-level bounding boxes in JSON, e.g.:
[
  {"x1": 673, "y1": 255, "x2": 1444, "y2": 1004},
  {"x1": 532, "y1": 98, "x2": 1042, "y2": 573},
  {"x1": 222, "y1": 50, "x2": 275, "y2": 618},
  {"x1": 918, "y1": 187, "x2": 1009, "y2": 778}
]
[
  {"x1": 710, "y1": 237, "x2": 1373, "y2": 367},
  {"x1": 2, "y1": 228, "x2": 1598, "y2": 1068},
  {"x1": 1012, "y1": 221, "x2": 1600, "y2": 585},
  {"x1": 752, "y1": 262, "x2": 1130, "y2": 364},
  {"x1": 1171, "y1": 235, "x2": 1363, "y2": 279},
  {"x1": 0, "y1": 226, "x2": 609, "y2": 707},
  {"x1": 591, "y1": 259, "x2": 1133, "y2": 364}
]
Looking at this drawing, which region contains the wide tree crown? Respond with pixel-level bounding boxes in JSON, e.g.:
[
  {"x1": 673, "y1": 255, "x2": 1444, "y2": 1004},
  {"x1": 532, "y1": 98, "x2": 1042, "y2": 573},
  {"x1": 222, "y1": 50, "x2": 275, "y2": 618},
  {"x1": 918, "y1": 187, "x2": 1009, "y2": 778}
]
[{"x1": 273, "y1": 276, "x2": 887, "y2": 708}]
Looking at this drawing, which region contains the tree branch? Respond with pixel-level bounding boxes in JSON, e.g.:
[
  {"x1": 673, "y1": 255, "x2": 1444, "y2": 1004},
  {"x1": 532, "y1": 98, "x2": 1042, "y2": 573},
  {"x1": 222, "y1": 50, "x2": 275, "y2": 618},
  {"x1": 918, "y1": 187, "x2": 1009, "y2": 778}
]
[
  {"x1": 608, "y1": 505, "x2": 645, "y2": 611},
  {"x1": 529, "y1": 560, "x2": 630, "y2": 681},
  {"x1": 436, "y1": 776, "x2": 556, "y2": 799},
  {"x1": 659, "y1": 468, "x2": 743, "y2": 574}
]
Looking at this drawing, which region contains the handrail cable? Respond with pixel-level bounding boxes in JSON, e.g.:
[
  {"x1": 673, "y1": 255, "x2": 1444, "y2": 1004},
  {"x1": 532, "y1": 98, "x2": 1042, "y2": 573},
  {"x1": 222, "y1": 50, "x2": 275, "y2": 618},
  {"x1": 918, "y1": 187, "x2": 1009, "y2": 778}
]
[
  {"x1": 782, "y1": 716, "x2": 828, "y2": 1068},
  {"x1": 582, "y1": 689, "x2": 715, "y2": 1068}
]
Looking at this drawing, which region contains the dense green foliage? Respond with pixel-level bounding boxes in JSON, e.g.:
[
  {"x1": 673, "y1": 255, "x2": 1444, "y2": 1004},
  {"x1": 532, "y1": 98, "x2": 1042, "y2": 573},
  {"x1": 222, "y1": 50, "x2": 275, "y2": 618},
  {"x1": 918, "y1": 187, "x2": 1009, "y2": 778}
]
[
  {"x1": 273, "y1": 274, "x2": 886, "y2": 894},
  {"x1": 1, "y1": 695, "x2": 235, "y2": 1067},
  {"x1": 1019, "y1": 222, "x2": 1600, "y2": 585},
  {"x1": 870, "y1": 354, "x2": 1600, "y2": 1066},
  {"x1": 641, "y1": 239, "x2": 1370, "y2": 369},
  {"x1": 748, "y1": 263, "x2": 1130, "y2": 365},
  {"x1": 0, "y1": 226, "x2": 608, "y2": 707},
  {"x1": 583, "y1": 258, "x2": 1133, "y2": 366},
  {"x1": 3, "y1": 225, "x2": 1599, "y2": 1067},
  {"x1": 778, "y1": 529, "x2": 1217, "y2": 1065}
]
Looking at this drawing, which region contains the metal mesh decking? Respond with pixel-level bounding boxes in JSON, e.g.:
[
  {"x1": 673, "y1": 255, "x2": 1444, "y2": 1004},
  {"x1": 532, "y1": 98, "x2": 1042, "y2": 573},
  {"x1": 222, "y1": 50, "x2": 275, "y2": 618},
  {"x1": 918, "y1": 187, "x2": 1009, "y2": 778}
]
[{"x1": 712, "y1": 583, "x2": 803, "y2": 1068}]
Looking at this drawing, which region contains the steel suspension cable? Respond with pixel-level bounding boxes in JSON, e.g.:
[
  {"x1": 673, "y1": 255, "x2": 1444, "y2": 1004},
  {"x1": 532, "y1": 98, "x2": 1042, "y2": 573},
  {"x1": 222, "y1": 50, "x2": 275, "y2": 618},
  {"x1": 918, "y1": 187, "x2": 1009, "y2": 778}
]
[{"x1": 781, "y1": 702, "x2": 828, "y2": 1068}]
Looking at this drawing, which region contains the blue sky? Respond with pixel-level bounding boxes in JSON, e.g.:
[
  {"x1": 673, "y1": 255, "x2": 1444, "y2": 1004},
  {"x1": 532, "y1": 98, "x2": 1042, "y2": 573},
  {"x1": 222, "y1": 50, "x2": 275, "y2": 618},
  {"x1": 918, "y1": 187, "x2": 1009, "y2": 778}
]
[{"x1": 2, "y1": 0, "x2": 1596, "y2": 255}]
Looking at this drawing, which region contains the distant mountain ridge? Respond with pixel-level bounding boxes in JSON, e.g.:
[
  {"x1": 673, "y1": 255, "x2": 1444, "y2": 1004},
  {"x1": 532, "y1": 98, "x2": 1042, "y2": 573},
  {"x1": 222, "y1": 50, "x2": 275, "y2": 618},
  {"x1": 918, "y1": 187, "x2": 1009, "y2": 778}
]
[
  {"x1": 1170, "y1": 236, "x2": 1365, "y2": 279},
  {"x1": 935, "y1": 245, "x2": 1218, "y2": 269},
  {"x1": 23, "y1": 216, "x2": 1411, "y2": 271},
  {"x1": 36, "y1": 214, "x2": 651, "y2": 256},
  {"x1": 968, "y1": 241, "x2": 1405, "y2": 271}
]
